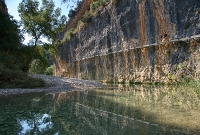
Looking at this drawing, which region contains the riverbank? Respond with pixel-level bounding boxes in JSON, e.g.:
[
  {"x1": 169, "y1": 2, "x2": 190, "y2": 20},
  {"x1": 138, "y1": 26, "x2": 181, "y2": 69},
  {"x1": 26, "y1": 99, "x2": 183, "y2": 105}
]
[{"x1": 0, "y1": 74, "x2": 106, "y2": 96}]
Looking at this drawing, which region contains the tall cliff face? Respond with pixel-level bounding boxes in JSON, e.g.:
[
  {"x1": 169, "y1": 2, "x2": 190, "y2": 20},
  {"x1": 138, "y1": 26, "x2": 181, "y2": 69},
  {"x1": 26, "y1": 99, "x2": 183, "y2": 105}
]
[{"x1": 55, "y1": 0, "x2": 200, "y2": 83}]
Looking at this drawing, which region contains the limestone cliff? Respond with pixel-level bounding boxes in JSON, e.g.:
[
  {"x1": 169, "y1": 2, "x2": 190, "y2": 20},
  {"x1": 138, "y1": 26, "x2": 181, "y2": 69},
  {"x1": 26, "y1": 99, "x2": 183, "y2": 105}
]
[{"x1": 55, "y1": 0, "x2": 200, "y2": 83}]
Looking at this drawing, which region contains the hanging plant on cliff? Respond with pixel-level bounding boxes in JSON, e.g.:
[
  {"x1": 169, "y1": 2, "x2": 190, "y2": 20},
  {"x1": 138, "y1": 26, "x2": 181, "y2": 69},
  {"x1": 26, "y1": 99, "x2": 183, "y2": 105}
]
[{"x1": 18, "y1": 0, "x2": 66, "y2": 72}]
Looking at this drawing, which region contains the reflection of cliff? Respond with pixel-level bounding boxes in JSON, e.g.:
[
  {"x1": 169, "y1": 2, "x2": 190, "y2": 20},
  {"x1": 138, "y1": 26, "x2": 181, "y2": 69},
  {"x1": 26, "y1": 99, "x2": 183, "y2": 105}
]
[
  {"x1": 55, "y1": 0, "x2": 200, "y2": 83},
  {"x1": 2, "y1": 86, "x2": 198, "y2": 134},
  {"x1": 51, "y1": 85, "x2": 200, "y2": 134},
  {"x1": 1, "y1": 85, "x2": 199, "y2": 134}
]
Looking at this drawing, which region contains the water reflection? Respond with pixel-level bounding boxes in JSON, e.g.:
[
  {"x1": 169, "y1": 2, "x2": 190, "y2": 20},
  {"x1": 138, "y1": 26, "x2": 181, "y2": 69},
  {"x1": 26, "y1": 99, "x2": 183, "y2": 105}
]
[
  {"x1": 18, "y1": 114, "x2": 52, "y2": 134},
  {"x1": 0, "y1": 84, "x2": 199, "y2": 135}
]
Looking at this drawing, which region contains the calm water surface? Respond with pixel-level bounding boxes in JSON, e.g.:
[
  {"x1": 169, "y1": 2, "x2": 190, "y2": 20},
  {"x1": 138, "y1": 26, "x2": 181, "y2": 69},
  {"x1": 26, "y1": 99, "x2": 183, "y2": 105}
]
[{"x1": 0, "y1": 84, "x2": 200, "y2": 135}]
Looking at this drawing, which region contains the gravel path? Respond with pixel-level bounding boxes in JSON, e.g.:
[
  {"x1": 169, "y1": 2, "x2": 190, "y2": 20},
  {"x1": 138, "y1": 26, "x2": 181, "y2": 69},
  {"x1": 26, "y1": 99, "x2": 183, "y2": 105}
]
[{"x1": 0, "y1": 74, "x2": 106, "y2": 96}]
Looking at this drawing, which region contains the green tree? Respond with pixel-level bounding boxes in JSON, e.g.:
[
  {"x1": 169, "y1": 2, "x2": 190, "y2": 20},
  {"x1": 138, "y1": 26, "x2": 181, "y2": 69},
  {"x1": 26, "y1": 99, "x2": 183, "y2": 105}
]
[
  {"x1": 29, "y1": 59, "x2": 45, "y2": 74},
  {"x1": 45, "y1": 65, "x2": 54, "y2": 75},
  {"x1": 0, "y1": 13, "x2": 22, "y2": 52},
  {"x1": 29, "y1": 45, "x2": 48, "y2": 74},
  {"x1": 18, "y1": 0, "x2": 66, "y2": 72},
  {"x1": 0, "y1": 8, "x2": 24, "y2": 69},
  {"x1": 0, "y1": 0, "x2": 47, "y2": 88}
]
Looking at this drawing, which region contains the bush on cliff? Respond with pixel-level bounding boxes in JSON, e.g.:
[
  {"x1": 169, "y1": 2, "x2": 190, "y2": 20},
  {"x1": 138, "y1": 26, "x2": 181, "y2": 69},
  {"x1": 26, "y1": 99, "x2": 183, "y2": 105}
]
[
  {"x1": 90, "y1": 1, "x2": 101, "y2": 12},
  {"x1": 90, "y1": 0, "x2": 108, "y2": 13},
  {"x1": 81, "y1": 11, "x2": 92, "y2": 23},
  {"x1": 60, "y1": 0, "x2": 110, "y2": 44},
  {"x1": 112, "y1": 0, "x2": 120, "y2": 5}
]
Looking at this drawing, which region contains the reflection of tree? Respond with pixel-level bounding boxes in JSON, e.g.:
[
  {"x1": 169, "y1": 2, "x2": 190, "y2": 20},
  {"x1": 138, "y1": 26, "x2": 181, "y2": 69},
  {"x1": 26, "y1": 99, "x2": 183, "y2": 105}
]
[
  {"x1": 23, "y1": 113, "x2": 42, "y2": 134},
  {"x1": 19, "y1": 113, "x2": 52, "y2": 134},
  {"x1": 20, "y1": 95, "x2": 51, "y2": 134},
  {"x1": 0, "y1": 93, "x2": 53, "y2": 134}
]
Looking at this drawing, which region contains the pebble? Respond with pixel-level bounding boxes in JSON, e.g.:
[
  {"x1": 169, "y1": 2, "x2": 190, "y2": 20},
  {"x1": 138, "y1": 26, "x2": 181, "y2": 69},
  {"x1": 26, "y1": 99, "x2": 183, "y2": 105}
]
[{"x1": 0, "y1": 74, "x2": 106, "y2": 96}]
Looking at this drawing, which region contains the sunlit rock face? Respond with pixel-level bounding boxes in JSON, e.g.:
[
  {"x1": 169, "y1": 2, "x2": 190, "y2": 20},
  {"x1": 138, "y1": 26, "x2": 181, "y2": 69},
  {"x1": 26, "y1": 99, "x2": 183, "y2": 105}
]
[{"x1": 55, "y1": 0, "x2": 200, "y2": 83}]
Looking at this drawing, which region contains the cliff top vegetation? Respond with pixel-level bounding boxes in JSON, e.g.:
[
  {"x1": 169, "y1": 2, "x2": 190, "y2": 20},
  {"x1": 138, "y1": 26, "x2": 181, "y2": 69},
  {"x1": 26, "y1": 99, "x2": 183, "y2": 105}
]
[{"x1": 56, "y1": 0, "x2": 120, "y2": 45}]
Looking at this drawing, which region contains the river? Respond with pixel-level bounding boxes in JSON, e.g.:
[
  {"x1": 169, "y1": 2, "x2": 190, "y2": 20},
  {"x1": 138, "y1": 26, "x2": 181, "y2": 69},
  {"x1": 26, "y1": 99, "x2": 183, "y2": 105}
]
[{"x1": 0, "y1": 84, "x2": 199, "y2": 135}]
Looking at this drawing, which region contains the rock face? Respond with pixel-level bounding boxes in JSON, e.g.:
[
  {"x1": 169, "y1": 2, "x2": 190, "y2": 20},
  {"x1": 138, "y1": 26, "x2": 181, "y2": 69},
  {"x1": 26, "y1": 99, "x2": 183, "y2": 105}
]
[
  {"x1": 55, "y1": 0, "x2": 200, "y2": 83},
  {"x1": 0, "y1": 0, "x2": 8, "y2": 13}
]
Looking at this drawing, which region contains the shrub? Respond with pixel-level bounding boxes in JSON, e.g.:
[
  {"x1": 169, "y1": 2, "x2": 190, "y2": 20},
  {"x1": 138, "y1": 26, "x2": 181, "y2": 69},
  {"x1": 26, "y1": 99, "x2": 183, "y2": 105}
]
[
  {"x1": 68, "y1": 9, "x2": 77, "y2": 18},
  {"x1": 76, "y1": 20, "x2": 85, "y2": 30},
  {"x1": 112, "y1": 0, "x2": 120, "y2": 5},
  {"x1": 61, "y1": 28, "x2": 75, "y2": 43},
  {"x1": 12, "y1": 76, "x2": 46, "y2": 88},
  {"x1": 0, "y1": 66, "x2": 46, "y2": 88},
  {"x1": 68, "y1": 28, "x2": 75, "y2": 37},
  {"x1": 90, "y1": 1, "x2": 101, "y2": 12},
  {"x1": 45, "y1": 65, "x2": 54, "y2": 76},
  {"x1": 99, "y1": 0, "x2": 108, "y2": 6},
  {"x1": 90, "y1": 0, "x2": 108, "y2": 13},
  {"x1": 61, "y1": 0, "x2": 109, "y2": 43},
  {"x1": 29, "y1": 59, "x2": 46, "y2": 74},
  {"x1": 81, "y1": 11, "x2": 92, "y2": 23}
]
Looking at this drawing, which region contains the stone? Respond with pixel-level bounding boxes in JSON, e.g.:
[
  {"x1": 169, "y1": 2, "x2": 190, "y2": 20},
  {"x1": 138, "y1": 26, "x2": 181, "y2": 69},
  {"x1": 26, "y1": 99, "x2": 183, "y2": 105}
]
[{"x1": 55, "y1": 0, "x2": 200, "y2": 84}]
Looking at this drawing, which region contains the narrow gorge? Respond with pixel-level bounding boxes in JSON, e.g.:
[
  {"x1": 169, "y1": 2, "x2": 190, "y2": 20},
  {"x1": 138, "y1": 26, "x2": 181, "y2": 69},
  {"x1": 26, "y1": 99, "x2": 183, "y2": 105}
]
[{"x1": 55, "y1": 0, "x2": 200, "y2": 84}]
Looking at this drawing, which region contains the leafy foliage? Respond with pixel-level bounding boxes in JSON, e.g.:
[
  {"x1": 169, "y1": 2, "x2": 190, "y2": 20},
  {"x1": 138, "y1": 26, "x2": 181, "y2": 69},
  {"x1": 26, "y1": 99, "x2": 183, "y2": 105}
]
[
  {"x1": 61, "y1": 0, "x2": 110, "y2": 44},
  {"x1": 28, "y1": 45, "x2": 48, "y2": 74},
  {"x1": 68, "y1": 1, "x2": 83, "y2": 18},
  {"x1": 18, "y1": 0, "x2": 66, "y2": 72},
  {"x1": 68, "y1": 9, "x2": 77, "y2": 18},
  {"x1": 0, "y1": 1, "x2": 47, "y2": 88},
  {"x1": 29, "y1": 59, "x2": 46, "y2": 74},
  {"x1": 44, "y1": 43, "x2": 58, "y2": 58},
  {"x1": 0, "y1": 13, "x2": 23, "y2": 51},
  {"x1": 112, "y1": 0, "x2": 120, "y2": 5},
  {"x1": 0, "y1": 11, "x2": 24, "y2": 69},
  {"x1": 81, "y1": 11, "x2": 92, "y2": 23},
  {"x1": 45, "y1": 65, "x2": 54, "y2": 75},
  {"x1": 18, "y1": 0, "x2": 66, "y2": 42},
  {"x1": 90, "y1": 0, "x2": 107, "y2": 12},
  {"x1": 61, "y1": 28, "x2": 75, "y2": 43},
  {"x1": 67, "y1": 28, "x2": 75, "y2": 37}
]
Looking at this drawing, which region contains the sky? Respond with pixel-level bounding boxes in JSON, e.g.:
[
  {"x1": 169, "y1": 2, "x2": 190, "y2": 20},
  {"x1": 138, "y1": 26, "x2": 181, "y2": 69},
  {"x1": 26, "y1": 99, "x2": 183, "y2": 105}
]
[{"x1": 5, "y1": 0, "x2": 75, "y2": 44}]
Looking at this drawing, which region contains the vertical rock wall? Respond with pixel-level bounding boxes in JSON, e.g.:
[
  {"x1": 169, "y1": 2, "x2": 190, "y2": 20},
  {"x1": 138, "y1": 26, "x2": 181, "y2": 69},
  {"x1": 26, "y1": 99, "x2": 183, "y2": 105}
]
[{"x1": 55, "y1": 0, "x2": 200, "y2": 83}]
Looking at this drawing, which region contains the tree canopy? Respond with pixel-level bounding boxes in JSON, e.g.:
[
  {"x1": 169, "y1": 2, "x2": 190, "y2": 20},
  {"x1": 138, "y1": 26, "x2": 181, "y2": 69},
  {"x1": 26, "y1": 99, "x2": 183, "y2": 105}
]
[
  {"x1": 18, "y1": 0, "x2": 67, "y2": 43},
  {"x1": 0, "y1": 9, "x2": 24, "y2": 70},
  {"x1": 18, "y1": 0, "x2": 67, "y2": 72},
  {"x1": 0, "y1": 11, "x2": 23, "y2": 53}
]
